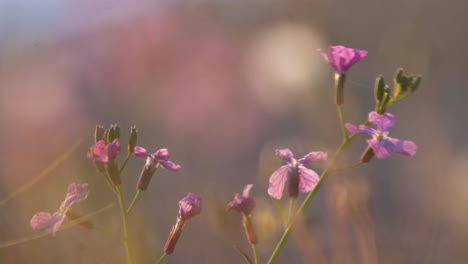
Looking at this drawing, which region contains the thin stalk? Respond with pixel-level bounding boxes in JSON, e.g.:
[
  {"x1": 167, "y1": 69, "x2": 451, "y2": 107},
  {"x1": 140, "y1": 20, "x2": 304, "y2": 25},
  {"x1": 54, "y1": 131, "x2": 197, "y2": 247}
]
[
  {"x1": 154, "y1": 253, "x2": 168, "y2": 264},
  {"x1": 127, "y1": 190, "x2": 143, "y2": 215},
  {"x1": 0, "y1": 140, "x2": 82, "y2": 208},
  {"x1": 116, "y1": 186, "x2": 134, "y2": 264},
  {"x1": 337, "y1": 105, "x2": 349, "y2": 140},
  {"x1": 271, "y1": 198, "x2": 287, "y2": 228},
  {"x1": 252, "y1": 244, "x2": 259, "y2": 264},
  {"x1": 287, "y1": 197, "x2": 296, "y2": 225},
  {"x1": 120, "y1": 153, "x2": 132, "y2": 174}
]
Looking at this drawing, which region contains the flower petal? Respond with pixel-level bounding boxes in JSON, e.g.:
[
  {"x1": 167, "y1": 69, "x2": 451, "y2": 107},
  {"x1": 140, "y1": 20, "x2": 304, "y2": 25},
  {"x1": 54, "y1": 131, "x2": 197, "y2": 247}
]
[
  {"x1": 368, "y1": 111, "x2": 395, "y2": 132},
  {"x1": 345, "y1": 123, "x2": 375, "y2": 135},
  {"x1": 242, "y1": 184, "x2": 254, "y2": 197},
  {"x1": 178, "y1": 192, "x2": 202, "y2": 221},
  {"x1": 386, "y1": 137, "x2": 417, "y2": 157},
  {"x1": 328, "y1": 46, "x2": 368, "y2": 73},
  {"x1": 134, "y1": 146, "x2": 151, "y2": 159},
  {"x1": 92, "y1": 140, "x2": 108, "y2": 161},
  {"x1": 155, "y1": 148, "x2": 170, "y2": 160},
  {"x1": 107, "y1": 139, "x2": 121, "y2": 160},
  {"x1": 297, "y1": 165, "x2": 320, "y2": 193},
  {"x1": 275, "y1": 148, "x2": 294, "y2": 163},
  {"x1": 268, "y1": 165, "x2": 289, "y2": 199},
  {"x1": 30, "y1": 212, "x2": 66, "y2": 236},
  {"x1": 160, "y1": 160, "x2": 182, "y2": 171},
  {"x1": 298, "y1": 151, "x2": 328, "y2": 164},
  {"x1": 62, "y1": 183, "x2": 89, "y2": 209},
  {"x1": 367, "y1": 139, "x2": 391, "y2": 159}
]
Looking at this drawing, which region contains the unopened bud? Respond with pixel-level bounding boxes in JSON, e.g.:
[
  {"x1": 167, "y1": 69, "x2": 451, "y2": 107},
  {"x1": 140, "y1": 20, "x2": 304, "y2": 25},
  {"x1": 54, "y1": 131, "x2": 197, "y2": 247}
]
[
  {"x1": 128, "y1": 126, "x2": 138, "y2": 154},
  {"x1": 360, "y1": 146, "x2": 374, "y2": 163},
  {"x1": 94, "y1": 125, "x2": 104, "y2": 143},
  {"x1": 410, "y1": 75, "x2": 422, "y2": 93},
  {"x1": 374, "y1": 76, "x2": 385, "y2": 102},
  {"x1": 107, "y1": 161, "x2": 122, "y2": 186}
]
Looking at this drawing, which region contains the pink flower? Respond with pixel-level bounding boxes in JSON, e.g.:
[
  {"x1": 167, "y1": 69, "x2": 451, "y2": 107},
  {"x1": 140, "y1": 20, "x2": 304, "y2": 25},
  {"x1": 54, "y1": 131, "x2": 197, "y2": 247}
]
[
  {"x1": 30, "y1": 183, "x2": 89, "y2": 235},
  {"x1": 134, "y1": 147, "x2": 181, "y2": 172},
  {"x1": 133, "y1": 146, "x2": 181, "y2": 191},
  {"x1": 346, "y1": 111, "x2": 417, "y2": 160},
  {"x1": 227, "y1": 184, "x2": 256, "y2": 215},
  {"x1": 318, "y1": 45, "x2": 368, "y2": 74},
  {"x1": 164, "y1": 193, "x2": 202, "y2": 255},
  {"x1": 87, "y1": 139, "x2": 121, "y2": 164},
  {"x1": 268, "y1": 149, "x2": 327, "y2": 200},
  {"x1": 177, "y1": 192, "x2": 202, "y2": 222}
]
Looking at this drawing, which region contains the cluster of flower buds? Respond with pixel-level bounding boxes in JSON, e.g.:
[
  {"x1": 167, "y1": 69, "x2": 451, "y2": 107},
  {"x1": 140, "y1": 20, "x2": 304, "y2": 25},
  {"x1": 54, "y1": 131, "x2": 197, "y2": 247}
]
[{"x1": 374, "y1": 68, "x2": 422, "y2": 114}]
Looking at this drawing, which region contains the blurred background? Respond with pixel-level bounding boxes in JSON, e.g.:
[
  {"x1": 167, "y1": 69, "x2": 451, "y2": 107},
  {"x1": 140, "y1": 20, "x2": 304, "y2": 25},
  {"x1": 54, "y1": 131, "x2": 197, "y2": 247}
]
[{"x1": 0, "y1": 0, "x2": 466, "y2": 263}]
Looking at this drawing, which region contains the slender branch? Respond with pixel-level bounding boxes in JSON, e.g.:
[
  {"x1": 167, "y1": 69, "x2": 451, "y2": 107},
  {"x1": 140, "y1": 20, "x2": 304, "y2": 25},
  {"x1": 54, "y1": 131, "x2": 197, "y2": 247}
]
[
  {"x1": 154, "y1": 253, "x2": 168, "y2": 264},
  {"x1": 337, "y1": 105, "x2": 349, "y2": 140},
  {"x1": 116, "y1": 186, "x2": 135, "y2": 264},
  {"x1": 120, "y1": 153, "x2": 132, "y2": 174},
  {"x1": 127, "y1": 190, "x2": 143, "y2": 215},
  {"x1": 252, "y1": 244, "x2": 259, "y2": 264}
]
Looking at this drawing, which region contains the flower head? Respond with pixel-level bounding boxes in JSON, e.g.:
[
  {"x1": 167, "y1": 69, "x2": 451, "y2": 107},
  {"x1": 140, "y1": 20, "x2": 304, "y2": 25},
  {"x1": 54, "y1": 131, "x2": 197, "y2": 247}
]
[
  {"x1": 268, "y1": 149, "x2": 327, "y2": 200},
  {"x1": 318, "y1": 45, "x2": 368, "y2": 74},
  {"x1": 227, "y1": 184, "x2": 256, "y2": 215},
  {"x1": 345, "y1": 111, "x2": 417, "y2": 160},
  {"x1": 134, "y1": 146, "x2": 181, "y2": 172},
  {"x1": 87, "y1": 139, "x2": 121, "y2": 164},
  {"x1": 177, "y1": 192, "x2": 202, "y2": 222},
  {"x1": 30, "y1": 183, "x2": 89, "y2": 235}
]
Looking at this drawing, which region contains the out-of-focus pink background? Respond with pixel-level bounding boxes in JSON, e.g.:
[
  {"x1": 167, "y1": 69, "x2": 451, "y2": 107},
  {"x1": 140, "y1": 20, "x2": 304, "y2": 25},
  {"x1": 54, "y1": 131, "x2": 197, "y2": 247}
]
[{"x1": 0, "y1": 1, "x2": 466, "y2": 263}]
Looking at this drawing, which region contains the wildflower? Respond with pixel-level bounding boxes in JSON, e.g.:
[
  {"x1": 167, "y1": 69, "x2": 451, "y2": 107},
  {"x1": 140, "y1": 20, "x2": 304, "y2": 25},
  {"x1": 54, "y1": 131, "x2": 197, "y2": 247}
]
[
  {"x1": 227, "y1": 184, "x2": 256, "y2": 215},
  {"x1": 318, "y1": 45, "x2": 368, "y2": 74},
  {"x1": 318, "y1": 45, "x2": 368, "y2": 105},
  {"x1": 134, "y1": 147, "x2": 181, "y2": 191},
  {"x1": 164, "y1": 193, "x2": 202, "y2": 255},
  {"x1": 87, "y1": 139, "x2": 121, "y2": 186},
  {"x1": 30, "y1": 183, "x2": 89, "y2": 235},
  {"x1": 268, "y1": 149, "x2": 327, "y2": 200},
  {"x1": 228, "y1": 184, "x2": 257, "y2": 244},
  {"x1": 345, "y1": 111, "x2": 417, "y2": 161},
  {"x1": 87, "y1": 139, "x2": 121, "y2": 164}
]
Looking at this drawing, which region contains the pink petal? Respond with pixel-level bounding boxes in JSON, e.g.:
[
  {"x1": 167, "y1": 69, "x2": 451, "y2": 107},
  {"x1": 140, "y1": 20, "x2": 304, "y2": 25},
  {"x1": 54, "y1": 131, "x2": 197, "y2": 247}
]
[
  {"x1": 160, "y1": 160, "x2": 182, "y2": 171},
  {"x1": 367, "y1": 139, "x2": 390, "y2": 159},
  {"x1": 62, "y1": 183, "x2": 89, "y2": 209},
  {"x1": 155, "y1": 148, "x2": 170, "y2": 160},
  {"x1": 368, "y1": 111, "x2": 395, "y2": 132},
  {"x1": 92, "y1": 140, "x2": 108, "y2": 160},
  {"x1": 30, "y1": 212, "x2": 53, "y2": 230},
  {"x1": 387, "y1": 138, "x2": 417, "y2": 157},
  {"x1": 134, "y1": 146, "x2": 151, "y2": 159},
  {"x1": 242, "y1": 184, "x2": 254, "y2": 197},
  {"x1": 299, "y1": 151, "x2": 328, "y2": 164},
  {"x1": 345, "y1": 123, "x2": 375, "y2": 135},
  {"x1": 275, "y1": 149, "x2": 294, "y2": 163},
  {"x1": 268, "y1": 165, "x2": 289, "y2": 199},
  {"x1": 107, "y1": 139, "x2": 121, "y2": 160},
  {"x1": 297, "y1": 165, "x2": 320, "y2": 193}
]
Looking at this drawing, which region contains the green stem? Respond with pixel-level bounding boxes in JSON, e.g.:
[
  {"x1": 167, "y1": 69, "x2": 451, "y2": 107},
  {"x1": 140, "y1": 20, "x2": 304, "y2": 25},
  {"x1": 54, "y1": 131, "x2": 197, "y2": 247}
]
[
  {"x1": 287, "y1": 197, "x2": 296, "y2": 225},
  {"x1": 154, "y1": 253, "x2": 168, "y2": 264},
  {"x1": 120, "y1": 153, "x2": 132, "y2": 174},
  {"x1": 127, "y1": 190, "x2": 143, "y2": 215},
  {"x1": 116, "y1": 186, "x2": 134, "y2": 264},
  {"x1": 267, "y1": 134, "x2": 358, "y2": 264},
  {"x1": 252, "y1": 244, "x2": 259, "y2": 264},
  {"x1": 337, "y1": 105, "x2": 349, "y2": 140},
  {"x1": 271, "y1": 198, "x2": 287, "y2": 228}
]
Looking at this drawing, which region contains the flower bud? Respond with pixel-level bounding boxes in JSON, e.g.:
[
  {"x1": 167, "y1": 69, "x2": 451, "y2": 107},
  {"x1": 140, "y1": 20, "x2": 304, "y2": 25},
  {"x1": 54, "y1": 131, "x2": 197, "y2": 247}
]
[
  {"x1": 374, "y1": 75, "x2": 385, "y2": 102},
  {"x1": 94, "y1": 125, "x2": 104, "y2": 143},
  {"x1": 410, "y1": 75, "x2": 422, "y2": 93},
  {"x1": 128, "y1": 126, "x2": 138, "y2": 154},
  {"x1": 360, "y1": 145, "x2": 374, "y2": 163}
]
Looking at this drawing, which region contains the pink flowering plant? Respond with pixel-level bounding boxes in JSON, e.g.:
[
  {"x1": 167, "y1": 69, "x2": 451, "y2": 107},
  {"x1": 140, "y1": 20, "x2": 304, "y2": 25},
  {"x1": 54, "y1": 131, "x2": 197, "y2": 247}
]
[{"x1": 0, "y1": 44, "x2": 422, "y2": 264}]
